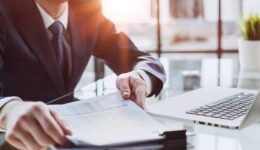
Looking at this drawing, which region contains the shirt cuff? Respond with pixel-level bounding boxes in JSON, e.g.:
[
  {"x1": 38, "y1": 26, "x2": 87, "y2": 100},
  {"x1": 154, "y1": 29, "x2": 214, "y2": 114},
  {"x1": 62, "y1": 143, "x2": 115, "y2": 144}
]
[
  {"x1": 0, "y1": 97, "x2": 21, "y2": 110},
  {"x1": 134, "y1": 70, "x2": 153, "y2": 96}
]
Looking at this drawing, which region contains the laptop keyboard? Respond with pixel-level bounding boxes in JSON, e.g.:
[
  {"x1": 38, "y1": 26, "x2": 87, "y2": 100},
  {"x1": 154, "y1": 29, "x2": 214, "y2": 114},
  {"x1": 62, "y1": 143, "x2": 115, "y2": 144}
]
[{"x1": 186, "y1": 93, "x2": 255, "y2": 120}]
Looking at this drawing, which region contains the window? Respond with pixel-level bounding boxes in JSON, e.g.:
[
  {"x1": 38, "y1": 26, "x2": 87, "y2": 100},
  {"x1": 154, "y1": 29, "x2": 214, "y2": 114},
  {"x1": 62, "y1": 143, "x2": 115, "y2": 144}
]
[
  {"x1": 102, "y1": 0, "x2": 260, "y2": 55},
  {"x1": 160, "y1": 0, "x2": 218, "y2": 51},
  {"x1": 102, "y1": 0, "x2": 157, "y2": 51},
  {"x1": 80, "y1": 0, "x2": 259, "y2": 96}
]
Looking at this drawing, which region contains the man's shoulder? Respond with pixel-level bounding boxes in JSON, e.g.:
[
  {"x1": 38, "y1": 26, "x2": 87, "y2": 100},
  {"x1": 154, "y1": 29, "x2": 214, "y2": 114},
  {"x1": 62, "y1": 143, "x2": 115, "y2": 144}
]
[
  {"x1": 0, "y1": 0, "x2": 13, "y2": 7},
  {"x1": 0, "y1": 0, "x2": 15, "y2": 13}
]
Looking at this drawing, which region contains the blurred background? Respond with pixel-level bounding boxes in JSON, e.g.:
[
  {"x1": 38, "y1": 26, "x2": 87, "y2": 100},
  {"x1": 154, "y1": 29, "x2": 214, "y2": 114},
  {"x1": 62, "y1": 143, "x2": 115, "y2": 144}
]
[{"x1": 75, "y1": 0, "x2": 260, "y2": 99}]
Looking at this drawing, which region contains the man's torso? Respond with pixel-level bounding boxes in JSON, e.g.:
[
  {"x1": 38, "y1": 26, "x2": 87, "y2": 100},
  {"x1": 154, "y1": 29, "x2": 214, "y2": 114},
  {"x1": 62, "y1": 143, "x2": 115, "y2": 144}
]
[{"x1": 0, "y1": 0, "x2": 101, "y2": 102}]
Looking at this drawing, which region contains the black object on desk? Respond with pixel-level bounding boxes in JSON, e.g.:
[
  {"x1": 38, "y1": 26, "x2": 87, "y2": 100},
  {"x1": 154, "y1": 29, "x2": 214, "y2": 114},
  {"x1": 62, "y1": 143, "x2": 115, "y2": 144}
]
[{"x1": 54, "y1": 130, "x2": 187, "y2": 150}]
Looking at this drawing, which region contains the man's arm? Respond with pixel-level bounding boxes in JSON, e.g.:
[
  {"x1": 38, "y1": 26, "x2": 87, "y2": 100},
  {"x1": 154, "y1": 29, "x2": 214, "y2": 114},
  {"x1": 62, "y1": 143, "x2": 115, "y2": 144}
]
[
  {"x1": 0, "y1": 12, "x2": 71, "y2": 150},
  {"x1": 93, "y1": 15, "x2": 166, "y2": 96},
  {"x1": 0, "y1": 10, "x2": 21, "y2": 110},
  {"x1": 0, "y1": 9, "x2": 5, "y2": 98}
]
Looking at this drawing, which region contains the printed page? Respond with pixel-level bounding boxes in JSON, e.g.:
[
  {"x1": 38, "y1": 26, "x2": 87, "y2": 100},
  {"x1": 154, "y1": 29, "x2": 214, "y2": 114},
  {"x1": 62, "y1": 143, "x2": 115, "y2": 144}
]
[{"x1": 49, "y1": 93, "x2": 166, "y2": 146}]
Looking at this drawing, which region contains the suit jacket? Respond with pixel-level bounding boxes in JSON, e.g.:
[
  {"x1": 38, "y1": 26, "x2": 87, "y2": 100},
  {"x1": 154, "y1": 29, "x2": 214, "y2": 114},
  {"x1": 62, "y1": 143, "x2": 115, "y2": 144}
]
[{"x1": 0, "y1": 0, "x2": 166, "y2": 103}]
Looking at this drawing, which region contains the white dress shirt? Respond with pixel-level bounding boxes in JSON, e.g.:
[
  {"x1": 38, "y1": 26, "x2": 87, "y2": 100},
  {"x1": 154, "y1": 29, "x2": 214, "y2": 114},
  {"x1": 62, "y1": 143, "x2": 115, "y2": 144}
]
[
  {"x1": 0, "y1": 2, "x2": 153, "y2": 110},
  {"x1": 35, "y1": 2, "x2": 68, "y2": 29}
]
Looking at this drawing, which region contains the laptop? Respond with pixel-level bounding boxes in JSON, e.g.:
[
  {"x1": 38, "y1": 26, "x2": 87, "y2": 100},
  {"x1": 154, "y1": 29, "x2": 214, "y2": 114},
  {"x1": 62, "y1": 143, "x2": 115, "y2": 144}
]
[{"x1": 147, "y1": 87, "x2": 260, "y2": 130}]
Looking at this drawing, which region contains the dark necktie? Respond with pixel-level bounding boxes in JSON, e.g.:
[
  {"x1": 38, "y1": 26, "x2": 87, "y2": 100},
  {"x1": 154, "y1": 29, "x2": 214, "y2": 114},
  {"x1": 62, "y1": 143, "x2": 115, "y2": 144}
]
[{"x1": 48, "y1": 21, "x2": 68, "y2": 82}]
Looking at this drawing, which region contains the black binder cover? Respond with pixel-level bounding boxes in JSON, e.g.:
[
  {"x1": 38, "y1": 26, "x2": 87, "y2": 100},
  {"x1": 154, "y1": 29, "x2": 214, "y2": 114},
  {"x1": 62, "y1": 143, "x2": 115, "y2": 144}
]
[{"x1": 55, "y1": 130, "x2": 187, "y2": 150}]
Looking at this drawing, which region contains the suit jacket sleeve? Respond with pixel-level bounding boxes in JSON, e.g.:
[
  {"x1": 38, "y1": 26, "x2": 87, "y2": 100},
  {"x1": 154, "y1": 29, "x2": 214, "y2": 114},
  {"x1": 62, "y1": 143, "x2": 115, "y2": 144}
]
[
  {"x1": 0, "y1": 12, "x2": 5, "y2": 96},
  {"x1": 0, "y1": 11, "x2": 20, "y2": 109},
  {"x1": 93, "y1": 15, "x2": 166, "y2": 96}
]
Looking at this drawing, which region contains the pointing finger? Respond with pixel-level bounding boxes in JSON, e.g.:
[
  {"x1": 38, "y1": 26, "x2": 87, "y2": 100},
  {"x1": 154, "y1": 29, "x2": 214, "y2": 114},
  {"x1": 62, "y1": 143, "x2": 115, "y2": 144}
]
[{"x1": 116, "y1": 75, "x2": 131, "y2": 99}]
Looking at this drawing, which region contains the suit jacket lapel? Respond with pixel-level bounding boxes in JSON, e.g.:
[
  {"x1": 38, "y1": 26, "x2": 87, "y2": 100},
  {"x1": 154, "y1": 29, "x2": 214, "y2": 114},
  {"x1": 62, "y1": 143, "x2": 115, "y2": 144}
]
[
  {"x1": 67, "y1": 1, "x2": 100, "y2": 91},
  {"x1": 14, "y1": 0, "x2": 65, "y2": 94}
]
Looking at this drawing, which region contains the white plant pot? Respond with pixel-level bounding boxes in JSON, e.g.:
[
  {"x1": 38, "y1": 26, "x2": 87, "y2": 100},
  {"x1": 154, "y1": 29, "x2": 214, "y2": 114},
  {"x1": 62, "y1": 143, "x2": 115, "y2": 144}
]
[{"x1": 238, "y1": 39, "x2": 260, "y2": 71}]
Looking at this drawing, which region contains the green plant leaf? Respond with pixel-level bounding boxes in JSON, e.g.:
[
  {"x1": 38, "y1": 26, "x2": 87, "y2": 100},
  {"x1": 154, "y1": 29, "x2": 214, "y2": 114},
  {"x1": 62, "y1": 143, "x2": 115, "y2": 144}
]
[{"x1": 239, "y1": 14, "x2": 260, "y2": 40}]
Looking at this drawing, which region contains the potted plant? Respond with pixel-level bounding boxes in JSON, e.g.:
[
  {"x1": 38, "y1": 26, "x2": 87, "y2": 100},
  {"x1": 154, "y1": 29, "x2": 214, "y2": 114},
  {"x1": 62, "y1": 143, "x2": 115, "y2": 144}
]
[{"x1": 239, "y1": 14, "x2": 260, "y2": 71}]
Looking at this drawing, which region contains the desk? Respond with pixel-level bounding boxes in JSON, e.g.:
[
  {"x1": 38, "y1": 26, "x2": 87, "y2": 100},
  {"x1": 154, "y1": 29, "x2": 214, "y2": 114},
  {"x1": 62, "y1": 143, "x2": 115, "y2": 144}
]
[
  {"x1": 1, "y1": 56, "x2": 260, "y2": 150},
  {"x1": 77, "y1": 56, "x2": 260, "y2": 150}
]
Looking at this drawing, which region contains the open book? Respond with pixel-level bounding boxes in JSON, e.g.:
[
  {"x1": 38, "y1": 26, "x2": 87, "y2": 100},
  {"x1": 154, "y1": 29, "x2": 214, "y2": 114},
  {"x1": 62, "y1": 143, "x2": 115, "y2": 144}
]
[{"x1": 49, "y1": 93, "x2": 167, "y2": 147}]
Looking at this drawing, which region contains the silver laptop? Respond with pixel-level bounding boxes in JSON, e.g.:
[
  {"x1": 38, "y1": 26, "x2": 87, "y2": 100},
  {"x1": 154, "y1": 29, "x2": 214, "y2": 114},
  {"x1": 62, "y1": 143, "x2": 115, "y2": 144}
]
[{"x1": 147, "y1": 87, "x2": 260, "y2": 130}]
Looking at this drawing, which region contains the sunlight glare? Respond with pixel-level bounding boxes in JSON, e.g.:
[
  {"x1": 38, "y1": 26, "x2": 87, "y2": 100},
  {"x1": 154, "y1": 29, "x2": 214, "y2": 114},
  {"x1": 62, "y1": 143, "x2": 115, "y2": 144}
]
[{"x1": 102, "y1": 0, "x2": 151, "y2": 23}]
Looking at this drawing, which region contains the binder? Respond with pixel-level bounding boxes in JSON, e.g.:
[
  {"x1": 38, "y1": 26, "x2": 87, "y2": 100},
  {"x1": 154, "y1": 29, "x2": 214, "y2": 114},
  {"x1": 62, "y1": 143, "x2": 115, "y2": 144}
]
[{"x1": 54, "y1": 130, "x2": 187, "y2": 150}]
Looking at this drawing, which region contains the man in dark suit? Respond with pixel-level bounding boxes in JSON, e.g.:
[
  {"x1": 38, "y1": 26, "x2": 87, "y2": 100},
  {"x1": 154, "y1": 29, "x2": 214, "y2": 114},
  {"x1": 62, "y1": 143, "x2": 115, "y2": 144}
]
[{"x1": 0, "y1": 0, "x2": 165, "y2": 149}]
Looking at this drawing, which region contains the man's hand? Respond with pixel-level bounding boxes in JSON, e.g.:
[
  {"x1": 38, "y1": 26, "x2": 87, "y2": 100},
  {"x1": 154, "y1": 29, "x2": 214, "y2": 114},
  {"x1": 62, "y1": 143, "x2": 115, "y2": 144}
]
[
  {"x1": 0, "y1": 101, "x2": 72, "y2": 150},
  {"x1": 116, "y1": 72, "x2": 147, "y2": 109}
]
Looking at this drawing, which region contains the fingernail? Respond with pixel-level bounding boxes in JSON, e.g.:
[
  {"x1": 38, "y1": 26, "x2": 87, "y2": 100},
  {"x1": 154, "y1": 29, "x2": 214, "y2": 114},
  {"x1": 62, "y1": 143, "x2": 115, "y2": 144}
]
[
  {"x1": 64, "y1": 126, "x2": 72, "y2": 135},
  {"x1": 66, "y1": 130, "x2": 73, "y2": 136},
  {"x1": 122, "y1": 92, "x2": 129, "y2": 98}
]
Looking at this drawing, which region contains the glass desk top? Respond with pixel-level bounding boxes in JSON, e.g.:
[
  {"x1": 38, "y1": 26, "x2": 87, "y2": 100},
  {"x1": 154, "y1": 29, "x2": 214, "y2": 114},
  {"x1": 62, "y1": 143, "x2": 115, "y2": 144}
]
[{"x1": 1, "y1": 56, "x2": 260, "y2": 150}]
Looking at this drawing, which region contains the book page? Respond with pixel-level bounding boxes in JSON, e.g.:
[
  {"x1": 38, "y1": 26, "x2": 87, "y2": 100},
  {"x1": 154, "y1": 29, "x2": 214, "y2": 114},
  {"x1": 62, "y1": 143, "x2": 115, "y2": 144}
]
[{"x1": 49, "y1": 93, "x2": 166, "y2": 146}]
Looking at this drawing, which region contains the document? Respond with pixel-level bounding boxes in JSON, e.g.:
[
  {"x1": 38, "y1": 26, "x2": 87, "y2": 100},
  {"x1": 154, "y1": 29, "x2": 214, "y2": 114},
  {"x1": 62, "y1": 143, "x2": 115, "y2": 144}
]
[{"x1": 49, "y1": 93, "x2": 166, "y2": 146}]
